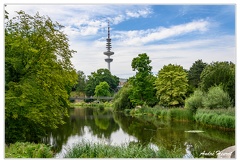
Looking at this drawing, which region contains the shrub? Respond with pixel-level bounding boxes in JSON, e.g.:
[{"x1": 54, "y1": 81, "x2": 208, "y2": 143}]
[
  {"x1": 203, "y1": 85, "x2": 232, "y2": 109},
  {"x1": 5, "y1": 142, "x2": 53, "y2": 158},
  {"x1": 113, "y1": 84, "x2": 133, "y2": 111},
  {"x1": 98, "y1": 103, "x2": 104, "y2": 110},
  {"x1": 185, "y1": 89, "x2": 204, "y2": 112}
]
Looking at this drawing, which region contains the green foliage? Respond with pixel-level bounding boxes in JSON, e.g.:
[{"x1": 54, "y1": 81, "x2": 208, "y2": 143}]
[
  {"x1": 195, "y1": 109, "x2": 235, "y2": 129},
  {"x1": 132, "y1": 53, "x2": 152, "y2": 73},
  {"x1": 200, "y1": 61, "x2": 235, "y2": 105},
  {"x1": 188, "y1": 59, "x2": 207, "y2": 88},
  {"x1": 129, "y1": 53, "x2": 158, "y2": 107},
  {"x1": 5, "y1": 11, "x2": 77, "y2": 143},
  {"x1": 155, "y1": 64, "x2": 188, "y2": 107},
  {"x1": 94, "y1": 81, "x2": 111, "y2": 97},
  {"x1": 195, "y1": 107, "x2": 235, "y2": 116},
  {"x1": 130, "y1": 106, "x2": 193, "y2": 122},
  {"x1": 97, "y1": 103, "x2": 105, "y2": 110},
  {"x1": 73, "y1": 70, "x2": 86, "y2": 94},
  {"x1": 202, "y1": 85, "x2": 232, "y2": 109},
  {"x1": 167, "y1": 108, "x2": 194, "y2": 121},
  {"x1": 113, "y1": 82, "x2": 134, "y2": 111},
  {"x1": 185, "y1": 89, "x2": 204, "y2": 113},
  {"x1": 128, "y1": 105, "x2": 234, "y2": 129},
  {"x1": 5, "y1": 142, "x2": 53, "y2": 158},
  {"x1": 85, "y1": 68, "x2": 119, "y2": 97},
  {"x1": 64, "y1": 140, "x2": 183, "y2": 158}
]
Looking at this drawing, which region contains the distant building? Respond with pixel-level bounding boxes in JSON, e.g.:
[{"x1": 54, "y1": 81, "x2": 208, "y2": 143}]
[{"x1": 117, "y1": 78, "x2": 127, "y2": 89}]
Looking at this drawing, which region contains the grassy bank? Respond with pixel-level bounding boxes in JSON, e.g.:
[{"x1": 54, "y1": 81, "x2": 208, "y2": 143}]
[
  {"x1": 195, "y1": 108, "x2": 235, "y2": 129},
  {"x1": 129, "y1": 106, "x2": 194, "y2": 121},
  {"x1": 128, "y1": 106, "x2": 235, "y2": 130},
  {"x1": 64, "y1": 140, "x2": 183, "y2": 158}
]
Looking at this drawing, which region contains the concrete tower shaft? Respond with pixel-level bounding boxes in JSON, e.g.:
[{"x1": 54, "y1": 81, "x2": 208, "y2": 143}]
[{"x1": 103, "y1": 21, "x2": 114, "y2": 71}]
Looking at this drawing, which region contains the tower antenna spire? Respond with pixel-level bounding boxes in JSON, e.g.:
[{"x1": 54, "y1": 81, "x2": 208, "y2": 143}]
[
  {"x1": 103, "y1": 21, "x2": 114, "y2": 71},
  {"x1": 108, "y1": 21, "x2": 110, "y2": 39}
]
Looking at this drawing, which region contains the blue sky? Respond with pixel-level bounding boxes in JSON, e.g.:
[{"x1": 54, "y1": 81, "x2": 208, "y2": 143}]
[{"x1": 5, "y1": 4, "x2": 236, "y2": 78}]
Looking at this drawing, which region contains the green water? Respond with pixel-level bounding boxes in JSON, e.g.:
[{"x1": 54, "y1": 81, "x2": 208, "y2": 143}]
[{"x1": 42, "y1": 107, "x2": 235, "y2": 158}]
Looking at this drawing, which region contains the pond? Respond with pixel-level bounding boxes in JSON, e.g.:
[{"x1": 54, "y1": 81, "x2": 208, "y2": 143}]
[{"x1": 42, "y1": 107, "x2": 235, "y2": 158}]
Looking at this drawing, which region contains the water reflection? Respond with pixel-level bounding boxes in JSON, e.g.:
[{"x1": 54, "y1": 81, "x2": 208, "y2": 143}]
[{"x1": 42, "y1": 107, "x2": 235, "y2": 158}]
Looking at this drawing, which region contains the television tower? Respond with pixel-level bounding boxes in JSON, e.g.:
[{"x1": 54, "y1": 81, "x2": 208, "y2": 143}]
[{"x1": 103, "y1": 21, "x2": 114, "y2": 71}]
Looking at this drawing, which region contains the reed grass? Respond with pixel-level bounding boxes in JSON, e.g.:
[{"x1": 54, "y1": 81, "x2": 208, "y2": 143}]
[
  {"x1": 194, "y1": 109, "x2": 235, "y2": 129},
  {"x1": 129, "y1": 106, "x2": 235, "y2": 129},
  {"x1": 64, "y1": 140, "x2": 183, "y2": 158},
  {"x1": 167, "y1": 108, "x2": 194, "y2": 121},
  {"x1": 130, "y1": 106, "x2": 193, "y2": 121}
]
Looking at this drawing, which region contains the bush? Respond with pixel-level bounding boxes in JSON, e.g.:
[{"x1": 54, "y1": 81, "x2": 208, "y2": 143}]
[
  {"x1": 203, "y1": 85, "x2": 232, "y2": 109},
  {"x1": 185, "y1": 89, "x2": 204, "y2": 112},
  {"x1": 98, "y1": 103, "x2": 104, "y2": 110},
  {"x1": 5, "y1": 142, "x2": 53, "y2": 158},
  {"x1": 113, "y1": 84, "x2": 133, "y2": 111}
]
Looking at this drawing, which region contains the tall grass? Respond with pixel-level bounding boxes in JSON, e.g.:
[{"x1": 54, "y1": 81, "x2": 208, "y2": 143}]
[
  {"x1": 64, "y1": 140, "x2": 183, "y2": 158},
  {"x1": 129, "y1": 106, "x2": 235, "y2": 129},
  {"x1": 5, "y1": 142, "x2": 53, "y2": 158},
  {"x1": 167, "y1": 108, "x2": 194, "y2": 121},
  {"x1": 130, "y1": 106, "x2": 193, "y2": 122},
  {"x1": 194, "y1": 108, "x2": 235, "y2": 129}
]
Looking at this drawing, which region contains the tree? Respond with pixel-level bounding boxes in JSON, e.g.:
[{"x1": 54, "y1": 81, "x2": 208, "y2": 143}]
[
  {"x1": 188, "y1": 59, "x2": 207, "y2": 88},
  {"x1": 5, "y1": 11, "x2": 77, "y2": 143},
  {"x1": 155, "y1": 64, "x2": 188, "y2": 107},
  {"x1": 200, "y1": 61, "x2": 235, "y2": 105},
  {"x1": 129, "y1": 53, "x2": 158, "y2": 107},
  {"x1": 73, "y1": 70, "x2": 86, "y2": 95},
  {"x1": 203, "y1": 85, "x2": 232, "y2": 109},
  {"x1": 113, "y1": 82, "x2": 134, "y2": 111},
  {"x1": 185, "y1": 89, "x2": 204, "y2": 113},
  {"x1": 85, "y1": 68, "x2": 119, "y2": 97},
  {"x1": 94, "y1": 81, "x2": 111, "y2": 97}
]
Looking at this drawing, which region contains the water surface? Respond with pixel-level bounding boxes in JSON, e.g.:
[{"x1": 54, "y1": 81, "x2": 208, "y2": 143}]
[{"x1": 42, "y1": 107, "x2": 235, "y2": 158}]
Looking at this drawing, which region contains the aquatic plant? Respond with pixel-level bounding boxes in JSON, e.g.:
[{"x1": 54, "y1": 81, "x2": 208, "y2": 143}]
[{"x1": 64, "y1": 140, "x2": 183, "y2": 158}]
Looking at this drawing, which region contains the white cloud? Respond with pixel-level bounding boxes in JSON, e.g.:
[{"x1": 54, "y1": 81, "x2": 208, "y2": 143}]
[
  {"x1": 5, "y1": 5, "x2": 153, "y2": 37},
  {"x1": 126, "y1": 8, "x2": 152, "y2": 18},
  {"x1": 114, "y1": 19, "x2": 209, "y2": 45}
]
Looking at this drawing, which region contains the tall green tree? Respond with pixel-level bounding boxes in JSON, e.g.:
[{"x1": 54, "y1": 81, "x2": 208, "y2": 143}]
[
  {"x1": 85, "y1": 69, "x2": 119, "y2": 97},
  {"x1": 200, "y1": 61, "x2": 235, "y2": 105},
  {"x1": 188, "y1": 59, "x2": 207, "y2": 88},
  {"x1": 129, "y1": 53, "x2": 158, "y2": 107},
  {"x1": 155, "y1": 64, "x2": 188, "y2": 107},
  {"x1": 94, "y1": 81, "x2": 111, "y2": 97},
  {"x1": 5, "y1": 11, "x2": 77, "y2": 143},
  {"x1": 73, "y1": 70, "x2": 86, "y2": 95}
]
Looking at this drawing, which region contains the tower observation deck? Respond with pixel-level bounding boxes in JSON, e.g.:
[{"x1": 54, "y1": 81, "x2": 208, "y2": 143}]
[{"x1": 103, "y1": 21, "x2": 114, "y2": 71}]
